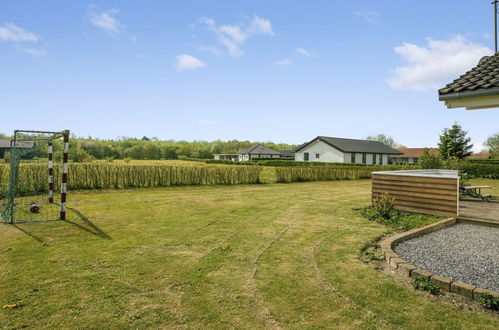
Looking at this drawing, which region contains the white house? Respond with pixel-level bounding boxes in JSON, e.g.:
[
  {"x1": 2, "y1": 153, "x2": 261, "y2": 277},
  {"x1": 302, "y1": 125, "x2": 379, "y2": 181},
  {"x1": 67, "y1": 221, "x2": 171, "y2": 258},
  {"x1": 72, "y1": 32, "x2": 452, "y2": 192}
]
[
  {"x1": 238, "y1": 144, "x2": 282, "y2": 161},
  {"x1": 294, "y1": 136, "x2": 402, "y2": 165},
  {"x1": 213, "y1": 153, "x2": 239, "y2": 161}
]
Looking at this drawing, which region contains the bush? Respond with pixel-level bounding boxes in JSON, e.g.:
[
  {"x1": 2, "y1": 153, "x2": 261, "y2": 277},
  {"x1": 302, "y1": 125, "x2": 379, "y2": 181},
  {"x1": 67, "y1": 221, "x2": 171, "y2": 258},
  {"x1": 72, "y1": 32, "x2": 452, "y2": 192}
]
[
  {"x1": 419, "y1": 148, "x2": 443, "y2": 169},
  {"x1": 373, "y1": 193, "x2": 394, "y2": 219},
  {"x1": 479, "y1": 293, "x2": 499, "y2": 311},
  {"x1": 412, "y1": 277, "x2": 440, "y2": 295}
]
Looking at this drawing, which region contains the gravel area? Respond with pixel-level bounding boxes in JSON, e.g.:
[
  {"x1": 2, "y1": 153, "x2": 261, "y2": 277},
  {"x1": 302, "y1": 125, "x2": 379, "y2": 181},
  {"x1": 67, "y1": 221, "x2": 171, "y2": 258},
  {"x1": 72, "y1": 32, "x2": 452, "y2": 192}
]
[{"x1": 394, "y1": 223, "x2": 499, "y2": 292}]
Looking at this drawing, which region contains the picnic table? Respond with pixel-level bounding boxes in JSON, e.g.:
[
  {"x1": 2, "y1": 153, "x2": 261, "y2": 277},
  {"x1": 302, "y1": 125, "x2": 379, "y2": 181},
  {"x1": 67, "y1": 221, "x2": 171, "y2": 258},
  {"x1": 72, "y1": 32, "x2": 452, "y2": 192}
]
[{"x1": 462, "y1": 185, "x2": 492, "y2": 195}]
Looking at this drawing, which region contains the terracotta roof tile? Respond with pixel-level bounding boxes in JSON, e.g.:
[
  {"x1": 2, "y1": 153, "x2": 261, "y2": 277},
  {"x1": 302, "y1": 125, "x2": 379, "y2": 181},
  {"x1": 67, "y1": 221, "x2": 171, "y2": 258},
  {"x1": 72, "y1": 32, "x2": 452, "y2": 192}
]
[{"x1": 392, "y1": 148, "x2": 438, "y2": 158}]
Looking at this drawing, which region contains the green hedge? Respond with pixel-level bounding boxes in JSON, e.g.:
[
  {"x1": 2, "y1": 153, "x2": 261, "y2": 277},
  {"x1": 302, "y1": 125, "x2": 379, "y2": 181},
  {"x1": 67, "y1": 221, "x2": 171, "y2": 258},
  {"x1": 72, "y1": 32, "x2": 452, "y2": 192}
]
[
  {"x1": 455, "y1": 163, "x2": 499, "y2": 179},
  {"x1": 466, "y1": 159, "x2": 499, "y2": 165},
  {"x1": 275, "y1": 166, "x2": 375, "y2": 182},
  {"x1": 0, "y1": 163, "x2": 263, "y2": 197}
]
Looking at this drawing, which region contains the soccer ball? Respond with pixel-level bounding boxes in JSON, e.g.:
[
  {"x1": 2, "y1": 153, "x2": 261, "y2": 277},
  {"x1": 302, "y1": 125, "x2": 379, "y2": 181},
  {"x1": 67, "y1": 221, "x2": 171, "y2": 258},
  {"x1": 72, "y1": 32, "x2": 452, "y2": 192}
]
[{"x1": 30, "y1": 204, "x2": 40, "y2": 213}]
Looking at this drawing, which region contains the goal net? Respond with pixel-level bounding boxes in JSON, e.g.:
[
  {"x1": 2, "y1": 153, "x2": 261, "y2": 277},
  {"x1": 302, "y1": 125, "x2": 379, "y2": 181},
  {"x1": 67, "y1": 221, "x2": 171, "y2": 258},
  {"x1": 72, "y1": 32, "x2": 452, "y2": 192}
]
[{"x1": 1, "y1": 130, "x2": 70, "y2": 224}]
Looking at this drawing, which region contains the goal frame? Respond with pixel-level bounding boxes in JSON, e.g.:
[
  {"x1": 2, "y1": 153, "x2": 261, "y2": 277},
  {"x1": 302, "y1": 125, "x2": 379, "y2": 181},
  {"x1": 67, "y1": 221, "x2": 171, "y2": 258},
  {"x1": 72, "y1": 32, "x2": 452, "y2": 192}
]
[{"x1": 2, "y1": 129, "x2": 70, "y2": 224}]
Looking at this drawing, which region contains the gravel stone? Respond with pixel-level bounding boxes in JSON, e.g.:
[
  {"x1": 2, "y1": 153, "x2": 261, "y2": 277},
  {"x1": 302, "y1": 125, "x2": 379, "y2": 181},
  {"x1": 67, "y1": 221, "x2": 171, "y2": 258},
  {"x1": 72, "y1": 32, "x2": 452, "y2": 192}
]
[{"x1": 394, "y1": 223, "x2": 499, "y2": 292}]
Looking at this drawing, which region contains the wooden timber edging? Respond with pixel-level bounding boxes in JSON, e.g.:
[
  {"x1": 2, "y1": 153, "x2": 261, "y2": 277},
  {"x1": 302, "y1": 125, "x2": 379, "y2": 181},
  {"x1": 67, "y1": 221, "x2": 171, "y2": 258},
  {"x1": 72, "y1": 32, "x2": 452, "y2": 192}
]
[
  {"x1": 380, "y1": 218, "x2": 499, "y2": 302},
  {"x1": 372, "y1": 173, "x2": 459, "y2": 217}
]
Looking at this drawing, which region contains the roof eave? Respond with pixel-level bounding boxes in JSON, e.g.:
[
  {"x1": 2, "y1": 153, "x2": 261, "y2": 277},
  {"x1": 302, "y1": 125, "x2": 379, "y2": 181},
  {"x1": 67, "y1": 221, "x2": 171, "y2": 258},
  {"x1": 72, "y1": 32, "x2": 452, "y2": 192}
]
[{"x1": 438, "y1": 87, "x2": 499, "y2": 101}]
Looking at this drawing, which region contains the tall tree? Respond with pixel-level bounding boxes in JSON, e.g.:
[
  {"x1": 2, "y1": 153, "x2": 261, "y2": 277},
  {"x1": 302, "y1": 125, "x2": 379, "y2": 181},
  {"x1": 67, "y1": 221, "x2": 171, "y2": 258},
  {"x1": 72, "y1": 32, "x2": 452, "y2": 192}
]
[
  {"x1": 484, "y1": 132, "x2": 499, "y2": 159},
  {"x1": 438, "y1": 122, "x2": 473, "y2": 160}
]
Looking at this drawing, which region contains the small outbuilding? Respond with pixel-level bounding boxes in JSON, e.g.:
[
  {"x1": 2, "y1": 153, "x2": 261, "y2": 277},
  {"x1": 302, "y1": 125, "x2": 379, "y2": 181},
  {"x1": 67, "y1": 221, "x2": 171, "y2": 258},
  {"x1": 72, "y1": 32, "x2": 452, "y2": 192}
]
[
  {"x1": 279, "y1": 149, "x2": 295, "y2": 159},
  {"x1": 294, "y1": 136, "x2": 402, "y2": 165},
  {"x1": 238, "y1": 144, "x2": 282, "y2": 161}
]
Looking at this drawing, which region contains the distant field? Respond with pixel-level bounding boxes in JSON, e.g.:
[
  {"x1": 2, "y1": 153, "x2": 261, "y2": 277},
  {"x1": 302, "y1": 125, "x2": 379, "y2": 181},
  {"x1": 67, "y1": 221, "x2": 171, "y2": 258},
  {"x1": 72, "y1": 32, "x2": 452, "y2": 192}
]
[{"x1": 1, "y1": 181, "x2": 498, "y2": 329}]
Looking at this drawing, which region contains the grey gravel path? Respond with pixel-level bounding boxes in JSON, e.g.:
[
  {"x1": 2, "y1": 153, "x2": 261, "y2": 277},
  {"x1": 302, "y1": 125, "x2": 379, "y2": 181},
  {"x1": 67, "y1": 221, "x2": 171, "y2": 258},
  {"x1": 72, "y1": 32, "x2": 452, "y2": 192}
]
[{"x1": 394, "y1": 223, "x2": 499, "y2": 292}]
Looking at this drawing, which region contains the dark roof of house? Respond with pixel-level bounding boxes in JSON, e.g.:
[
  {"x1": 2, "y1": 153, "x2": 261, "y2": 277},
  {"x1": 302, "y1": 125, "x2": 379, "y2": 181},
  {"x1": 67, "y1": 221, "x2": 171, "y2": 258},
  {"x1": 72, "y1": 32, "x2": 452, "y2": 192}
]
[
  {"x1": 279, "y1": 149, "x2": 295, "y2": 157},
  {"x1": 295, "y1": 136, "x2": 403, "y2": 155},
  {"x1": 392, "y1": 148, "x2": 439, "y2": 158},
  {"x1": 439, "y1": 53, "x2": 499, "y2": 100},
  {"x1": 239, "y1": 144, "x2": 281, "y2": 155}
]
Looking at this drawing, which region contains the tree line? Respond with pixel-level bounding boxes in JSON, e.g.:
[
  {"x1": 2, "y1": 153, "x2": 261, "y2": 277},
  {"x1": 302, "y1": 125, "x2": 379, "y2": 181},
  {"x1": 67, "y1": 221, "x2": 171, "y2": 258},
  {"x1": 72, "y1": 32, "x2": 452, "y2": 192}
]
[
  {"x1": 0, "y1": 135, "x2": 297, "y2": 162},
  {"x1": 1, "y1": 124, "x2": 497, "y2": 162}
]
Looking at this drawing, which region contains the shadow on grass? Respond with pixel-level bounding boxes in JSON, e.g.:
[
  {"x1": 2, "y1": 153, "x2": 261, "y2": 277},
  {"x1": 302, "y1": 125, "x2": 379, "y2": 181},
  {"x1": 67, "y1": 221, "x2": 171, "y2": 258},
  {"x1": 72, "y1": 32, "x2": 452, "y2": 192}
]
[
  {"x1": 12, "y1": 224, "x2": 45, "y2": 244},
  {"x1": 10, "y1": 208, "x2": 111, "y2": 243},
  {"x1": 64, "y1": 207, "x2": 112, "y2": 240}
]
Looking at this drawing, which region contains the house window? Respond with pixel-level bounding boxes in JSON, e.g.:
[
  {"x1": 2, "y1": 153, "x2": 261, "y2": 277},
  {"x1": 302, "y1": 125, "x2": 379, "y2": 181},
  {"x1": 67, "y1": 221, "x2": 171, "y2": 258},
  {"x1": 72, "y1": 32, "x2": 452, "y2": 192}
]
[
  {"x1": 351, "y1": 153, "x2": 355, "y2": 163},
  {"x1": 362, "y1": 153, "x2": 366, "y2": 164},
  {"x1": 379, "y1": 155, "x2": 383, "y2": 165},
  {"x1": 315, "y1": 153, "x2": 320, "y2": 159},
  {"x1": 304, "y1": 152, "x2": 309, "y2": 161},
  {"x1": 373, "y1": 154, "x2": 377, "y2": 164}
]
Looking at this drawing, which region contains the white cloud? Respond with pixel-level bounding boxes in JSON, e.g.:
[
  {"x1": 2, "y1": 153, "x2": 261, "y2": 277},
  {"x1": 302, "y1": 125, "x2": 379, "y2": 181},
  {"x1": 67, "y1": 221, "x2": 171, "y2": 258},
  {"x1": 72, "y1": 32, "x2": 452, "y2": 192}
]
[
  {"x1": 0, "y1": 23, "x2": 37, "y2": 42},
  {"x1": 248, "y1": 16, "x2": 274, "y2": 35},
  {"x1": 356, "y1": 9, "x2": 381, "y2": 24},
  {"x1": 176, "y1": 54, "x2": 205, "y2": 71},
  {"x1": 90, "y1": 9, "x2": 123, "y2": 34},
  {"x1": 295, "y1": 47, "x2": 312, "y2": 57},
  {"x1": 199, "y1": 46, "x2": 222, "y2": 56},
  {"x1": 16, "y1": 46, "x2": 47, "y2": 57},
  {"x1": 387, "y1": 35, "x2": 492, "y2": 91},
  {"x1": 200, "y1": 15, "x2": 274, "y2": 57},
  {"x1": 275, "y1": 58, "x2": 292, "y2": 65}
]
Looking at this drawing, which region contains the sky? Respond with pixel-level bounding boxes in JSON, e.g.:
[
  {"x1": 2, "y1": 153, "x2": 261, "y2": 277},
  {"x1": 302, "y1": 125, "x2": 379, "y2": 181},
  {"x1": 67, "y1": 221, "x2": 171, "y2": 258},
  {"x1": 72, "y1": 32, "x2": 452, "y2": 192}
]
[{"x1": 0, "y1": 0, "x2": 498, "y2": 151}]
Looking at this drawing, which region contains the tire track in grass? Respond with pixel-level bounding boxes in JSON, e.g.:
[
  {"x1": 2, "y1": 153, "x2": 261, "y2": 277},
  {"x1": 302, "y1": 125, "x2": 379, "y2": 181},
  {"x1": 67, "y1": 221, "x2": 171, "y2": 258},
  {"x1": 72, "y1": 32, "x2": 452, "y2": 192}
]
[
  {"x1": 243, "y1": 189, "x2": 372, "y2": 328},
  {"x1": 245, "y1": 204, "x2": 307, "y2": 330},
  {"x1": 311, "y1": 235, "x2": 398, "y2": 329},
  {"x1": 198, "y1": 209, "x2": 273, "y2": 259}
]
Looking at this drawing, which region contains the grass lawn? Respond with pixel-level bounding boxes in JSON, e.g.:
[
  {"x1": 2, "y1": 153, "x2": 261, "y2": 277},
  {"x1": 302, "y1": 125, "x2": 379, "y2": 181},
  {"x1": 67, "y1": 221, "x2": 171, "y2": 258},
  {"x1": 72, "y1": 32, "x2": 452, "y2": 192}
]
[{"x1": 1, "y1": 180, "x2": 498, "y2": 329}]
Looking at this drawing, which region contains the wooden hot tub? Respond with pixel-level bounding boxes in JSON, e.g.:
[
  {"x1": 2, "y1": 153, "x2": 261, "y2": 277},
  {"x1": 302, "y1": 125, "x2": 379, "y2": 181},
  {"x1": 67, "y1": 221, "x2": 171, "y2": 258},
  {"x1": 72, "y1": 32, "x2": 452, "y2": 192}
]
[{"x1": 371, "y1": 170, "x2": 459, "y2": 217}]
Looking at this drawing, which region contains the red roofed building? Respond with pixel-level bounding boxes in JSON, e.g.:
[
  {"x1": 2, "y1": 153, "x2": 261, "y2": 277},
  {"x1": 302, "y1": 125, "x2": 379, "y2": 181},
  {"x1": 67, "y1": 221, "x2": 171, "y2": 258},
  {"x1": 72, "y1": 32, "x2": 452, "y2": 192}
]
[
  {"x1": 467, "y1": 153, "x2": 491, "y2": 159},
  {"x1": 390, "y1": 148, "x2": 439, "y2": 164}
]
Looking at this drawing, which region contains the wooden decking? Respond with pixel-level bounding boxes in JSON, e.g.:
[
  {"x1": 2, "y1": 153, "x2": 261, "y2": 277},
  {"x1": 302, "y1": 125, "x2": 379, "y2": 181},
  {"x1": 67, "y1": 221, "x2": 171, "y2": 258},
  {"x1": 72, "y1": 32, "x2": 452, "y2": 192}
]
[{"x1": 459, "y1": 200, "x2": 499, "y2": 222}]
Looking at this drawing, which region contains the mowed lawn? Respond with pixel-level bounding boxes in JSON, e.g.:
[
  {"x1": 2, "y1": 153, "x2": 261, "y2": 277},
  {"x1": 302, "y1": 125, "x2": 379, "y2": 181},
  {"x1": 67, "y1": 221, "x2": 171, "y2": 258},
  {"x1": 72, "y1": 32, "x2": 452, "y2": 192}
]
[{"x1": 1, "y1": 180, "x2": 498, "y2": 329}]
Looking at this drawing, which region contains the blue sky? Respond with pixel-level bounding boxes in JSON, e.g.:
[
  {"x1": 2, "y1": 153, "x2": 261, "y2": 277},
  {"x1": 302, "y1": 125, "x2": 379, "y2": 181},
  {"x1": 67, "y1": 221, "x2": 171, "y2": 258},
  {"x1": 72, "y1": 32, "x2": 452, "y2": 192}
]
[{"x1": 0, "y1": 1, "x2": 497, "y2": 150}]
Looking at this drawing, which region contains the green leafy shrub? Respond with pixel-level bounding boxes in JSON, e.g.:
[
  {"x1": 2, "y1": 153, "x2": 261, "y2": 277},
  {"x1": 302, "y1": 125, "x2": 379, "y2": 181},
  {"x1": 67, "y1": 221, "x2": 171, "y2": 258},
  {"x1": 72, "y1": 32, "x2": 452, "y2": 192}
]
[
  {"x1": 358, "y1": 206, "x2": 442, "y2": 231},
  {"x1": 419, "y1": 148, "x2": 443, "y2": 169},
  {"x1": 412, "y1": 277, "x2": 440, "y2": 295},
  {"x1": 373, "y1": 193, "x2": 394, "y2": 219},
  {"x1": 479, "y1": 293, "x2": 499, "y2": 311}
]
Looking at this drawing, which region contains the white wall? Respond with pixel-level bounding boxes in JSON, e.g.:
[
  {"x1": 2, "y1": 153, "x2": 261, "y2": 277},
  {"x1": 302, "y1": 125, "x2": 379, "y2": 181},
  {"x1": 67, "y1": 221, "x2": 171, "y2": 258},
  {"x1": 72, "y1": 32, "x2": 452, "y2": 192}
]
[
  {"x1": 294, "y1": 140, "x2": 345, "y2": 162},
  {"x1": 295, "y1": 140, "x2": 391, "y2": 164}
]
